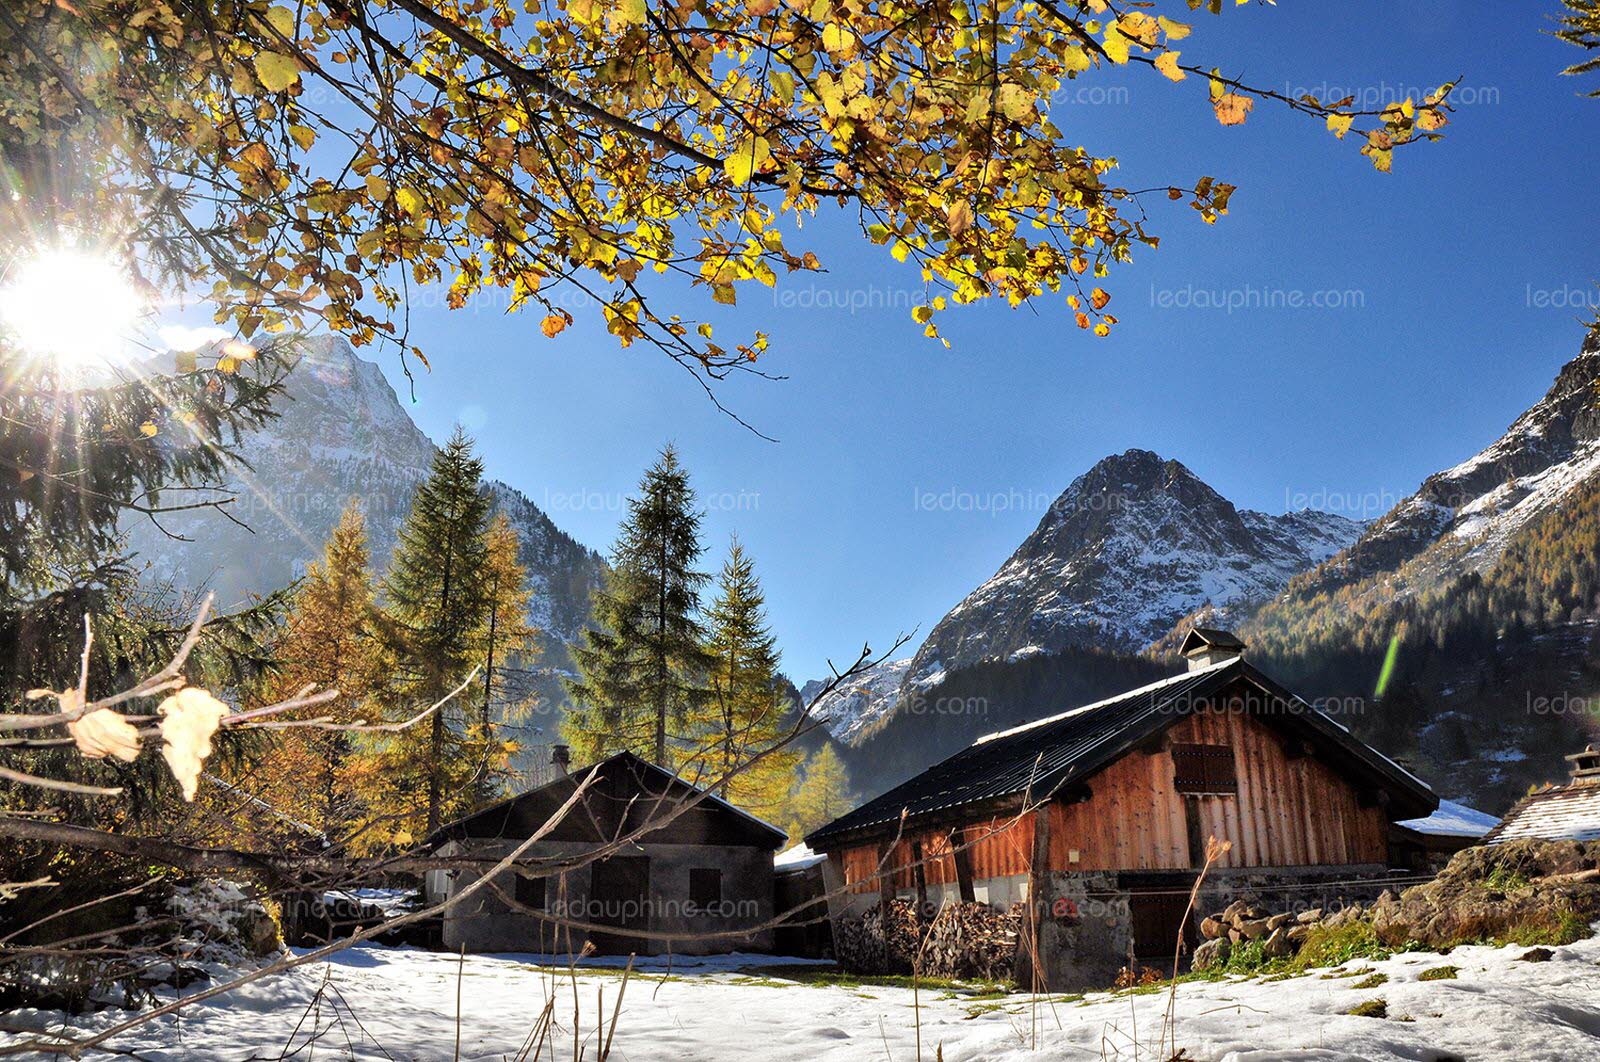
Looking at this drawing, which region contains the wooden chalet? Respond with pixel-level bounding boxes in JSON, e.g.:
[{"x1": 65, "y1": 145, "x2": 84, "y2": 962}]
[
  {"x1": 805, "y1": 629, "x2": 1438, "y2": 987},
  {"x1": 425, "y1": 750, "x2": 788, "y2": 956},
  {"x1": 1482, "y1": 744, "x2": 1600, "y2": 844}
]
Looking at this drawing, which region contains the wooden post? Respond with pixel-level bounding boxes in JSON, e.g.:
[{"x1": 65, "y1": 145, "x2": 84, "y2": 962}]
[
  {"x1": 952, "y1": 827, "x2": 977, "y2": 903},
  {"x1": 1015, "y1": 805, "x2": 1053, "y2": 991},
  {"x1": 910, "y1": 840, "x2": 929, "y2": 914}
]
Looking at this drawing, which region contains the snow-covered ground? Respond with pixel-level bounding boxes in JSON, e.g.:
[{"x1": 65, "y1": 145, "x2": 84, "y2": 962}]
[{"x1": 7, "y1": 933, "x2": 1600, "y2": 1060}]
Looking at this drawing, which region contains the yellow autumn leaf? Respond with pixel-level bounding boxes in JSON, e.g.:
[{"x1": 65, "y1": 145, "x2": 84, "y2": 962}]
[
  {"x1": 945, "y1": 201, "x2": 972, "y2": 238},
  {"x1": 611, "y1": 0, "x2": 646, "y2": 30},
  {"x1": 288, "y1": 124, "x2": 316, "y2": 150},
  {"x1": 723, "y1": 136, "x2": 771, "y2": 186},
  {"x1": 1102, "y1": 27, "x2": 1130, "y2": 65},
  {"x1": 1158, "y1": 16, "x2": 1192, "y2": 41},
  {"x1": 541, "y1": 314, "x2": 568, "y2": 338},
  {"x1": 1213, "y1": 93, "x2": 1254, "y2": 126},
  {"x1": 1090, "y1": 287, "x2": 1111, "y2": 310},
  {"x1": 139, "y1": 421, "x2": 158, "y2": 438},
  {"x1": 255, "y1": 52, "x2": 300, "y2": 93},
  {"x1": 1155, "y1": 51, "x2": 1185, "y2": 82},
  {"x1": 1326, "y1": 112, "x2": 1354, "y2": 139},
  {"x1": 157, "y1": 687, "x2": 230, "y2": 802}
]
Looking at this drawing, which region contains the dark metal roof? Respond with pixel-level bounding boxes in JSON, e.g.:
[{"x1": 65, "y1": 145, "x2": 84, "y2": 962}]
[
  {"x1": 428, "y1": 750, "x2": 789, "y2": 850},
  {"x1": 806, "y1": 659, "x2": 1436, "y2": 849}
]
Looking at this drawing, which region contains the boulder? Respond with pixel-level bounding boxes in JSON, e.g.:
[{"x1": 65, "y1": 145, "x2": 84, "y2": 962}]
[
  {"x1": 1518, "y1": 948, "x2": 1555, "y2": 963},
  {"x1": 1221, "y1": 900, "x2": 1250, "y2": 925},
  {"x1": 1193, "y1": 937, "x2": 1232, "y2": 971},
  {"x1": 1286, "y1": 924, "x2": 1313, "y2": 945},
  {"x1": 1266, "y1": 912, "x2": 1293, "y2": 931},
  {"x1": 1199, "y1": 916, "x2": 1226, "y2": 940},
  {"x1": 1263, "y1": 927, "x2": 1294, "y2": 959},
  {"x1": 1296, "y1": 908, "x2": 1324, "y2": 924}
]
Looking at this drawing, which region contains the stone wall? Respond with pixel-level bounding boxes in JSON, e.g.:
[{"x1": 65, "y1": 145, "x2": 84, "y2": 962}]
[{"x1": 442, "y1": 840, "x2": 775, "y2": 956}]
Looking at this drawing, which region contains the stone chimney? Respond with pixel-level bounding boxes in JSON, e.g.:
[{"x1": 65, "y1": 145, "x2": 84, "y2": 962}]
[
  {"x1": 551, "y1": 744, "x2": 571, "y2": 775},
  {"x1": 1179, "y1": 627, "x2": 1247, "y2": 672},
  {"x1": 1566, "y1": 744, "x2": 1600, "y2": 786}
]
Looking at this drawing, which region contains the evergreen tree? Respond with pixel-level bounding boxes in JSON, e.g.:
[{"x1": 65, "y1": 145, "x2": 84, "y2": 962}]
[
  {"x1": 369, "y1": 428, "x2": 494, "y2": 838},
  {"x1": 699, "y1": 537, "x2": 799, "y2": 815},
  {"x1": 250, "y1": 500, "x2": 377, "y2": 834},
  {"x1": 566, "y1": 446, "x2": 713, "y2": 766},
  {"x1": 786, "y1": 745, "x2": 854, "y2": 843}
]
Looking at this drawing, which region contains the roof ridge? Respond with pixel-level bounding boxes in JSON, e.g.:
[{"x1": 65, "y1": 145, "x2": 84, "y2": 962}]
[{"x1": 973, "y1": 657, "x2": 1239, "y2": 746}]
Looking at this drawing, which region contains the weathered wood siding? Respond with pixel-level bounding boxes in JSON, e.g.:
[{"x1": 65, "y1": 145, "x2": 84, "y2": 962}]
[
  {"x1": 840, "y1": 813, "x2": 1034, "y2": 893},
  {"x1": 1047, "y1": 707, "x2": 1388, "y2": 871},
  {"x1": 833, "y1": 703, "x2": 1388, "y2": 889}
]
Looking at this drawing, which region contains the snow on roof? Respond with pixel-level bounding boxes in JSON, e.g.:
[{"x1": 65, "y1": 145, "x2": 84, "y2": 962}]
[
  {"x1": 1397, "y1": 798, "x2": 1500, "y2": 838},
  {"x1": 774, "y1": 843, "x2": 825, "y2": 871},
  {"x1": 974, "y1": 658, "x2": 1237, "y2": 745},
  {"x1": 1488, "y1": 784, "x2": 1600, "y2": 844}
]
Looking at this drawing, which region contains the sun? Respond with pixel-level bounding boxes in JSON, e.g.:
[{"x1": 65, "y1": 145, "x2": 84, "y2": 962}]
[{"x1": 0, "y1": 248, "x2": 146, "y2": 369}]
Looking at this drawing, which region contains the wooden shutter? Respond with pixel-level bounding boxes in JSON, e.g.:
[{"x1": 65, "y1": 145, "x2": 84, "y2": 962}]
[{"x1": 1171, "y1": 743, "x2": 1238, "y2": 794}]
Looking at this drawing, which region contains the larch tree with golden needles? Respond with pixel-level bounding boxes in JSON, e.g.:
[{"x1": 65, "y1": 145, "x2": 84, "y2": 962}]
[
  {"x1": 247, "y1": 499, "x2": 378, "y2": 835},
  {"x1": 698, "y1": 536, "x2": 799, "y2": 819},
  {"x1": 786, "y1": 743, "x2": 853, "y2": 844},
  {"x1": 0, "y1": 0, "x2": 1454, "y2": 394},
  {"x1": 472, "y1": 511, "x2": 538, "y2": 803}
]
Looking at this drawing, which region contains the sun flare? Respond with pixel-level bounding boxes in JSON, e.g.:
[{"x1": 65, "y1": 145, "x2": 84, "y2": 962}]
[{"x1": 0, "y1": 248, "x2": 146, "y2": 369}]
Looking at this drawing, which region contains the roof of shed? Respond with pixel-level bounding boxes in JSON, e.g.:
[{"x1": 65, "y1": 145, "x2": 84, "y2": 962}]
[
  {"x1": 428, "y1": 750, "x2": 788, "y2": 850},
  {"x1": 805, "y1": 658, "x2": 1436, "y2": 849},
  {"x1": 1483, "y1": 784, "x2": 1600, "y2": 844}
]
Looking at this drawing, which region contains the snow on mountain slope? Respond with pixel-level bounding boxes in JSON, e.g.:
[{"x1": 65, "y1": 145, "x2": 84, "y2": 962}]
[
  {"x1": 902, "y1": 449, "x2": 1363, "y2": 688},
  {"x1": 121, "y1": 334, "x2": 605, "y2": 644},
  {"x1": 1285, "y1": 328, "x2": 1600, "y2": 603},
  {"x1": 798, "y1": 658, "x2": 911, "y2": 744}
]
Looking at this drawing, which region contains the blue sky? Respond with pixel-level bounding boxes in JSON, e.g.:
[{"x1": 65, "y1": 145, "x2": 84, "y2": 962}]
[{"x1": 366, "y1": 1, "x2": 1600, "y2": 684}]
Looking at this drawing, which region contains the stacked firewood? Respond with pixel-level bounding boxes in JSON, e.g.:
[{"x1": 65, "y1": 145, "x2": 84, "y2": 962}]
[
  {"x1": 835, "y1": 899, "x2": 1020, "y2": 980},
  {"x1": 919, "y1": 902, "x2": 1022, "y2": 981}
]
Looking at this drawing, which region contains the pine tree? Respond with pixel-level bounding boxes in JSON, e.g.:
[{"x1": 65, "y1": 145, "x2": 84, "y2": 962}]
[
  {"x1": 786, "y1": 745, "x2": 854, "y2": 842},
  {"x1": 369, "y1": 428, "x2": 494, "y2": 838},
  {"x1": 699, "y1": 537, "x2": 799, "y2": 815},
  {"x1": 565, "y1": 445, "x2": 713, "y2": 767},
  {"x1": 250, "y1": 500, "x2": 377, "y2": 835}
]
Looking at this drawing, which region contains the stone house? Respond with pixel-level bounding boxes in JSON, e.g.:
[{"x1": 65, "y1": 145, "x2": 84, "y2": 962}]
[
  {"x1": 425, "y1": 750, "x2": 787, "y2": 956},
  {"x1": 805, "y1": 629, "x2": 1438, "y2": 988},
  {"x1": 1482, "y1": 744, "x2": 1600, "y2": 844}
]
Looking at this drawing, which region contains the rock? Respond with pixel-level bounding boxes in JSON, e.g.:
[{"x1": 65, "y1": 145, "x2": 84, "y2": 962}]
[
  {"x1": 1199, "y1": 916, "x2": 1225, "y2": 940},
  {"x1": 1221, "y1": 900, "x2": 1250, "y2": 925},
  {"x1": 1369, "y1": 839, "x2": 1600, "y2": 950},
  {"x1": 1322, "y1": 905, "x2": 1363, "y2": 929},
  {"x1": 1286, "y1": 924, "x2": 1313, "y2": 944},
  {"x1": 1296, "y1": 908, "x2": 1323, "y2": 924},
  {"x1": 1518, "y1": 947, "x2": 1555, "y2": 963},
  {"x1": 1193, "y1": 937, "x2": 1232, "y2": 971},
  {"x1": 1238, "y1": 918, "x2": 1271, "y2": 941},
  {"x1": 1228, "y1": 928, "x2": 1244, "y2": 944},
  {"x1": 1267, "y1": 912, "x2": 1293, "y2": 931},
  {"x1": 1263, "y1": 927, "x2": 1294, "y2": 959}
]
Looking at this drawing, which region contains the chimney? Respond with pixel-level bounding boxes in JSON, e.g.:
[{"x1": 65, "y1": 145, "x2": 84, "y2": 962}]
[
  {"x1": 1566, "y1": 744, "x2": 1600, "y2": 786},
  {"x1": 551, "y1": 744, "x2": 571, "y2": 775},
  {"x1": 1179, "y1": 627, "x2": 1246, "y2": 672}
]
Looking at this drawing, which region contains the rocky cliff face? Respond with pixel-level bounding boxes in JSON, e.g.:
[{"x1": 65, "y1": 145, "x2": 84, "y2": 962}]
[
  {"x1": 1287, "y1": 332, "x2": 1600, "y2": 605},
  {"x1": 122, "y1": 334, "x2": 605, "y2": 645},
  {"x1": 902, "y1": 449, "x2": 1362, "y2": 688}
]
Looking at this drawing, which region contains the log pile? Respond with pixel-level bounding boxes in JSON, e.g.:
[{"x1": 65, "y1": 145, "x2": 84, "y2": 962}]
[
  {"x1": 919, "y1": 902, "x2": 1021, "y2": 981},
  {"x1": 834, "y1": 900, "x2": 1020, "y2": 980}
]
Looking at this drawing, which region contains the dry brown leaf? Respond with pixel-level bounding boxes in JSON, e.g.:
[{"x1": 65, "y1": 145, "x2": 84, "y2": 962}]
[
  {"x1": 158, "y1": 687, "x2": 230, "y2": 801},
  {"x1": 69, "y1": 708, "x2": 142, "y2": 763}
]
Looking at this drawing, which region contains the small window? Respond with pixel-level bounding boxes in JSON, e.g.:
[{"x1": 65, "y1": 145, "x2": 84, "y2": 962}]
[
  {"x1": 1171, "y1": 743, "x2": 1238, "y2": 794},
  {"x1": 688, "y1": 868, "x2": 722, "y2": 909},
  {"x1": 514, "y1": 873, "x2": 546, "y2": 911}
]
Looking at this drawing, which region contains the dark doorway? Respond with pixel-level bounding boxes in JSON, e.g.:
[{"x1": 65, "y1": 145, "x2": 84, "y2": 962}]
[
  {"x1": 588, "y1": 855, "x2": 650, "y2": 952},
  {"x1": 1126, "y1": 881, "x2": 1199, "y2": 963}
]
